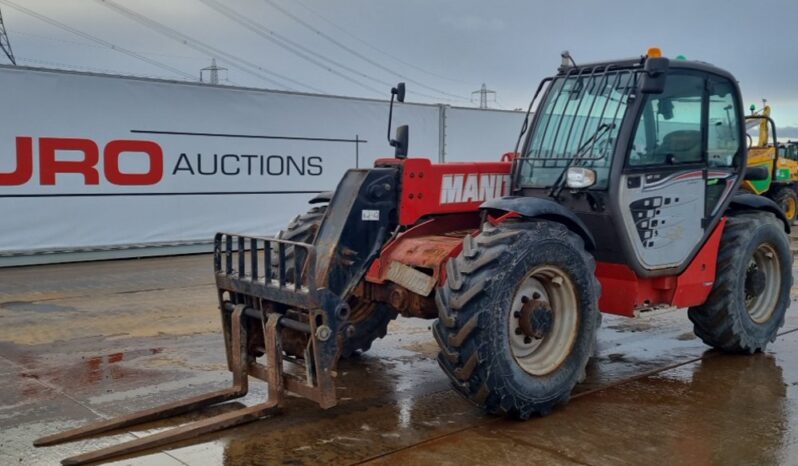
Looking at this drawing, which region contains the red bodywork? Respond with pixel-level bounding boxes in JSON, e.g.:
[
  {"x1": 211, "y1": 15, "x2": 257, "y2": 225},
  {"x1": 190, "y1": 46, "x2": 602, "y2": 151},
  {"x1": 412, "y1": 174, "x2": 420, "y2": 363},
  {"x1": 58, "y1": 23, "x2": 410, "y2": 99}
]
[
  {"x1": 365, "y1": 212, "x2": 480, "y2": 287},
  {"x1": 595, "y1": 217, "x2": 725, "y2": 317},
  {"x1": 376, "y1": 157, "x2": 513, "y2": 225},
  {"x1": 369, "y1": 157, "x2": 724, "y2": 317}
]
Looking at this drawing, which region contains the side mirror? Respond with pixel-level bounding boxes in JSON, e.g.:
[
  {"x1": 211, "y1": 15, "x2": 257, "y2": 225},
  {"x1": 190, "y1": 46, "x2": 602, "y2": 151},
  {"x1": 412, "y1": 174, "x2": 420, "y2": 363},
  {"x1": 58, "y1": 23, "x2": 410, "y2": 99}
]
[
  {"x1": 386, "y1": 82, "x2": 407, "y2": 157},
  {"x1": 390, "y1": 125, "x2": 409, "y2": 159},
  {"x1": 640, "y1": 57, "x2": 669, "y2": 94},
  {"x1": 392, "y1": 82, "x2": 406, "y2": 103},
  {"x1": 658, "y1": 99, "x2": 674, "y2": 120},
  {"x1": 744, "y1": 165, "x2": 769, "y2": 181},
  {"x1": 565, "y1": 167, "x2": 596, "y2": 189}
]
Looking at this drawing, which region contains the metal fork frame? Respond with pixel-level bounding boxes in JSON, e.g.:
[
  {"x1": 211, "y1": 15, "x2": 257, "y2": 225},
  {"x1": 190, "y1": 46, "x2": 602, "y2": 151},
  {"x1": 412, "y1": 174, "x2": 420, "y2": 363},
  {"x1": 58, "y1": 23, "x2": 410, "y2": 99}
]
[
  {"x1": 213, "y1": 233, "x2": 340, "y2": 409},
  {"x1": 34, "y1": 305, "x2": 286, "y2": 465},
  {"x1": 35, "y1": 233, "x2": 348, "y2": 464}
]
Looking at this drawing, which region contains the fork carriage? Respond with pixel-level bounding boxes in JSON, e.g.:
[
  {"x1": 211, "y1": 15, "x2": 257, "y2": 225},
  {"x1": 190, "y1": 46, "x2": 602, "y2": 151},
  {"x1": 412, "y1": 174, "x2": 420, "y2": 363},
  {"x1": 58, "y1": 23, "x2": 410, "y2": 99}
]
[
  {"x1": 35, "y1": 233, "x2": 344, "y2": 465},
  {"x1": 214, "y1": 233, "x2": 339, "y2": 409}
]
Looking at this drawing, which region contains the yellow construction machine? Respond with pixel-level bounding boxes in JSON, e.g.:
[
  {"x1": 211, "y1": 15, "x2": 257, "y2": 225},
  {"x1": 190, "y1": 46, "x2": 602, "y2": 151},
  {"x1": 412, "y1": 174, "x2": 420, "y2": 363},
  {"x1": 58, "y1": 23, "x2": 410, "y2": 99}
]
[{"x1": 744, "y1": 101, "x2": 798, "y2": 223}]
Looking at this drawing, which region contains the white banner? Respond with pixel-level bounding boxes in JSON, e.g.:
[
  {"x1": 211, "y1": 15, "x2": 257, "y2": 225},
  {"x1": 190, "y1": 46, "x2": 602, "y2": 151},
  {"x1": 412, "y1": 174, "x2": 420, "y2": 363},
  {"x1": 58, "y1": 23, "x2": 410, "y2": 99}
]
[
  {"x1": 0, "y1": 66, "x2": 523, "y2": 261},
  {"x1": 444, "y1": 106, "x2": 524, "y2": 162}
]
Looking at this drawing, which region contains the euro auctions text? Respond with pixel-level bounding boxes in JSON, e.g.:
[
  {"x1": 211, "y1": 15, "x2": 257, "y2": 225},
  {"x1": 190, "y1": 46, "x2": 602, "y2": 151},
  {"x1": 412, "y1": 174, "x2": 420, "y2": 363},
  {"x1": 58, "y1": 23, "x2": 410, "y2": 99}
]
[{"x1": 0, "y1": 136, "x2": 323, "y2": 187}]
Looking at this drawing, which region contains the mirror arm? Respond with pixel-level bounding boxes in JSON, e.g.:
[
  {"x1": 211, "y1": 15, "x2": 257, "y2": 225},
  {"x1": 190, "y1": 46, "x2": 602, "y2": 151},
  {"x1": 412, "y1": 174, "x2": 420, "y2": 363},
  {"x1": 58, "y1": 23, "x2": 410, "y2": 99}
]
[
  {"x1": 387, "y1": 93, "x2": 395, "y2": 144},
  {"x1": 386, "y1": 82, "x2": 407, "y2": 153}
]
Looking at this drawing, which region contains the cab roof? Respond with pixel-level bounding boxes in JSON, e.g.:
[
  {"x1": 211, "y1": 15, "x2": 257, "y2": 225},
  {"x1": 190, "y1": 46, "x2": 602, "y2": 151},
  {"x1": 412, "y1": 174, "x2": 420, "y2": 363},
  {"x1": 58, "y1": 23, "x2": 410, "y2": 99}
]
[{"x1": 557, "y1": 55, "x2": 737, "y2": 83}]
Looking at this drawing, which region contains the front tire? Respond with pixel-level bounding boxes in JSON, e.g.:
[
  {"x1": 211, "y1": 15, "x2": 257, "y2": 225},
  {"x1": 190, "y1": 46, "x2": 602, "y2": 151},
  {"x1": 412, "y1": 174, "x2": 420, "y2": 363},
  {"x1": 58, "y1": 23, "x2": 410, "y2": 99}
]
[
  {"x1": 688, "y1": 212, "x2": 792, "y2": 353},
  {"x1": 434, "y1": 221, "x2": 600, "y2": 419}
]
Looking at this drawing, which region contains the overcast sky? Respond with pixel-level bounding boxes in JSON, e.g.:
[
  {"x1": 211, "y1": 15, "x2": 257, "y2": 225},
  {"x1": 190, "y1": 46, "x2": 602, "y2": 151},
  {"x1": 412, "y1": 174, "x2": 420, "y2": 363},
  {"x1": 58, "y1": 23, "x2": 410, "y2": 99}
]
[{"x1": 4, "y1": 0, "x2": 798, "y2": 134}]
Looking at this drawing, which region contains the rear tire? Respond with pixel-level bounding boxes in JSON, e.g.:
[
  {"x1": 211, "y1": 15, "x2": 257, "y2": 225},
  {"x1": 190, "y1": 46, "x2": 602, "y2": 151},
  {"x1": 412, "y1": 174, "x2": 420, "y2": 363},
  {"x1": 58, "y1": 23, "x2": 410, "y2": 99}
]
[
  {"x1": 688, "y1": 212, "x2": 792, "y2": 353},
  {"x1": 434, "y1": 221, "x2": 600, "y2": 419},
  {"x1": 275, "y1": 204, "x2": 397, "y2": 358},
  {"x1": 770, "y1": 186, "x2": 798, "y2": 225}
]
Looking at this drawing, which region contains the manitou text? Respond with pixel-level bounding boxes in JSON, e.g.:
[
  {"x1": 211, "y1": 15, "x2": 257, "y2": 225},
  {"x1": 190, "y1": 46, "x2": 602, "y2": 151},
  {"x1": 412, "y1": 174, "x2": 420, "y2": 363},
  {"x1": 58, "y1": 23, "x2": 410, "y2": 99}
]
[{"x1": 439, "y1": 173, "x2": 511, "y2": 204}]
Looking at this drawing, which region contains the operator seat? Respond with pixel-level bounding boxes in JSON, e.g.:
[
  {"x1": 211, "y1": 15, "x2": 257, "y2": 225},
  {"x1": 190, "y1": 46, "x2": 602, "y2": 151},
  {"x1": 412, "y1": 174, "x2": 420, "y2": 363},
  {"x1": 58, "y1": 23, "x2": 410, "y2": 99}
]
[{"x1": 656, "y1": 130, "x2": 701, "y2": 164}]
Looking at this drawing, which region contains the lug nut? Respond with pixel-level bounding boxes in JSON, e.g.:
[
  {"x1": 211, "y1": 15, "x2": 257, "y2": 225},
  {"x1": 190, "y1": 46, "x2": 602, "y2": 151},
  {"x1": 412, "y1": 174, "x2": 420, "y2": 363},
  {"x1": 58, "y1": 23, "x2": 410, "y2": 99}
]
[{"x1": 316, "y1": 325, "x2": 332, "y2": 341}]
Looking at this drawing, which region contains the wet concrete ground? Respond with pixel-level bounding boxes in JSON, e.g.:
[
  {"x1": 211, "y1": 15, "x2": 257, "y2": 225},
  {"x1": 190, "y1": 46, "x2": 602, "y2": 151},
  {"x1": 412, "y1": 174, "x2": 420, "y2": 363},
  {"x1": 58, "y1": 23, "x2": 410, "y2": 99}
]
[{"x1": 2, "y1": 254, "x2": 798, "y2": 465}]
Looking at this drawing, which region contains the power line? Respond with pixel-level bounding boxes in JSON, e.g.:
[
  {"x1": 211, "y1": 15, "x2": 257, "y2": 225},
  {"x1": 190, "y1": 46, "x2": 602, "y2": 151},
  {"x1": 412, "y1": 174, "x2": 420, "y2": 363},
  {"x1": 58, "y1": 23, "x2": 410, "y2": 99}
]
[
  {"x1": 262, "y1": 0, "x2": 470, "y2": 102},
  {"x1": 15, "y1": 55, "x2": 192, "y2": 80},
  {"x1": 290, "y1": 0, "x2": 472, "y2": 86},
  {"x1": 197, "y1": 0, "x2": 384, "y2": 96},
  {"x1": 94, "y1": 0, "x2": 306, "y2": 91},
  {"x1": 0, "y1": 6, "x2": 15, "y2": 64},
  {"x1": 94, "y1": 0, "x2": 323, "y2": 93},
  {"x1": 198, "y1": 0, "x2": 460, "y2": 101},
  {"x1": 8, "y1": 29, "x2": 204, "y2": 60},
  {"x1": 18, "y1": 55, "x2": 236, "y2": 87},
  {"x1": 0, "y1": 0, "x2": 194, "y2": 79},
  {"x1": 493, "y1": 96, "x2": 509, "y2": 110}
]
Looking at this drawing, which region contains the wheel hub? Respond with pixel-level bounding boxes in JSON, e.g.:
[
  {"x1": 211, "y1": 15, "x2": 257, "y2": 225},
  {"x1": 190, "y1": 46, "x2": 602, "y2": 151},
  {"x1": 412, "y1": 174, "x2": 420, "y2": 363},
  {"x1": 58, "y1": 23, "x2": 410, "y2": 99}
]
[
  {"x1": 745, "y1": 267, "x2": 767, "y2": 298},
  {"x1": 519, "y1": 299, "x2": 554, "y2": 340},
  {"x1": 745, "y1": 243, "x2": 781, "y2": 324},
  {"x1": 508, "y1": 267, "x2": 579, "y2": 376}
]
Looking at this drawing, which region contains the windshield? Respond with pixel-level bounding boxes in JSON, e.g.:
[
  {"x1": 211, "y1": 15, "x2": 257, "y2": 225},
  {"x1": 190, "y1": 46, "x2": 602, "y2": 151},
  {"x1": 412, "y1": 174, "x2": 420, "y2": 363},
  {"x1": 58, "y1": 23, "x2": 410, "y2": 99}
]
[{"x1": 518, "y1": 69, "x2": 638, "y2": 189}]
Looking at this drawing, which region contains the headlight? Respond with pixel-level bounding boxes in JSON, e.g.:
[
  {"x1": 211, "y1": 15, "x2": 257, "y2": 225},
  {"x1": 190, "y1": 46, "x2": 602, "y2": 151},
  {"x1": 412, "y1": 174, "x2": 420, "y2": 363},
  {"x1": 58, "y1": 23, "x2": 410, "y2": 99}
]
[{"x1": 565, "y1": 167, "x2": 596, "y2": 189}]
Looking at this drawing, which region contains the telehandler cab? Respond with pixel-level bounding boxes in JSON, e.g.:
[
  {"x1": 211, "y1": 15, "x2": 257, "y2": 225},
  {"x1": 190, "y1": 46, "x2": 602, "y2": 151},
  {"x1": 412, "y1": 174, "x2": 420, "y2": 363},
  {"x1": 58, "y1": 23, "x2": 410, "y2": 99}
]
[{"x1": 37, "y1": 48, "x2": 793, "y2": 465}]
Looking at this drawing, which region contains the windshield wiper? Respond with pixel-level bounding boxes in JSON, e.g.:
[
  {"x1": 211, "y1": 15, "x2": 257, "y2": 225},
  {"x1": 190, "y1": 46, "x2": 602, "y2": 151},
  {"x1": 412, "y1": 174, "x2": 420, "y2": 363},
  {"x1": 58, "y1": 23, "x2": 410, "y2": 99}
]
[{"x1": 547, "y1": 122, "x2": 615, "y2": 199}]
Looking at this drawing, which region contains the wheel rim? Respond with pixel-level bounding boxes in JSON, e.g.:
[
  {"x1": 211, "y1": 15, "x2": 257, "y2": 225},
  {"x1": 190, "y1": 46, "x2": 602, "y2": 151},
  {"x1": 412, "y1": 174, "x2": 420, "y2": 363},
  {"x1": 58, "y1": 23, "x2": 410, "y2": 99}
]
[
  {"x1": 745, "y1": 243, "x2": 781, "y2": 324},
  {"x1": 784, "y1": 197, "x2": 797, "y2": 221},
  {"x1": 508, "y1": 265, "x2": 579, "y2": 376}
]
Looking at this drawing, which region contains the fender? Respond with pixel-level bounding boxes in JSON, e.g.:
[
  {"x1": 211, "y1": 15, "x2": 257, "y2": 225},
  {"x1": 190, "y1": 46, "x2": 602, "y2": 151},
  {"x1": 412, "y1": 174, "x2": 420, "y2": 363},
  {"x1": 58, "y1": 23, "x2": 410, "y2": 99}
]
[
  {"x1": 309, "y1": 191, "x2": 334, "y2": 204},
  {"x1": 726, "y1": 193, "x2": 790, "y2": 233},
  {"x1": 481, "y1": 196, "x2": 596, "y2": 250}
]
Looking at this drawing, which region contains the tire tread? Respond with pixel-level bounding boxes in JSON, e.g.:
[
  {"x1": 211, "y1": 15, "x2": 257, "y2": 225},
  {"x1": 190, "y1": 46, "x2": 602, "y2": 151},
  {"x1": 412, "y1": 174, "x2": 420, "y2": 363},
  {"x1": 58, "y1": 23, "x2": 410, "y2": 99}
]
[{"x1": 434, "y1": 221, "x2": 601, "y2": 419}]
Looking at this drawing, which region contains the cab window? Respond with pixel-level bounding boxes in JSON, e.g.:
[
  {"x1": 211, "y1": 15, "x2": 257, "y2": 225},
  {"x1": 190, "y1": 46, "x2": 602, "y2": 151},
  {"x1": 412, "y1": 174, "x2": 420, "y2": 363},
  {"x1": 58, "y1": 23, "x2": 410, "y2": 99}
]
[
  {"x1": 629, "y1": 74, "x2": 704, "y2": 166},
  {"x1": 707, "y1": 78, "x2": 741, "y2": 167}
]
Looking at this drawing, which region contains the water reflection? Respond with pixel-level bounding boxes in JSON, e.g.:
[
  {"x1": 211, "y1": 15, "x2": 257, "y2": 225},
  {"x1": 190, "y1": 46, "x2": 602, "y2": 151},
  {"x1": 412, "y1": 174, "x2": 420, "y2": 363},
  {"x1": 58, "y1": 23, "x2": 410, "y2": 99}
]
[
  {"x1": 675, "y1": 353, "x2": 787, "y2": 465},
  {"x1": 213, "y1": 352, "x2": 790, "y2": 465}
]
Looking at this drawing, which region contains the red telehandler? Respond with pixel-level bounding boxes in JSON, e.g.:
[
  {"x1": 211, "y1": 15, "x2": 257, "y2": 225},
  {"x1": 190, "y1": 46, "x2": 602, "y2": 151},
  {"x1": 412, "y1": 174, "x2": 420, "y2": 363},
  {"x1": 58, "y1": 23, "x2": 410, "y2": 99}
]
[{"x1": 37, "y1": 48, "x2": 792, "y2": 465}]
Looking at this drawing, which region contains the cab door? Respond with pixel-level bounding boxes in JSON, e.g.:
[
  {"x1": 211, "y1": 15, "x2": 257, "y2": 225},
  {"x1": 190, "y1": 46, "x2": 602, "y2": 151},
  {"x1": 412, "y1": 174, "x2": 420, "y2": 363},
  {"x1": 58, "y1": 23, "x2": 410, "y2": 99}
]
[{"x1": 617, "y1": 73, "x2": 741, "y2": 272}]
